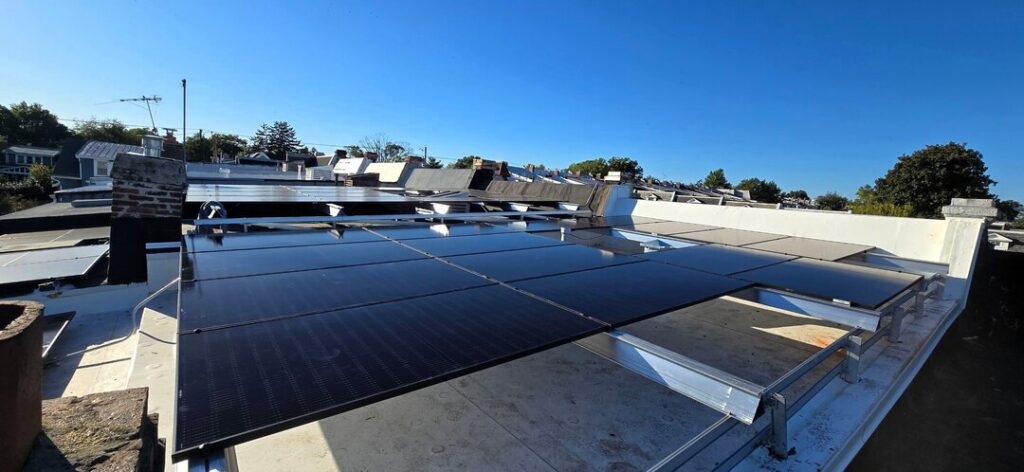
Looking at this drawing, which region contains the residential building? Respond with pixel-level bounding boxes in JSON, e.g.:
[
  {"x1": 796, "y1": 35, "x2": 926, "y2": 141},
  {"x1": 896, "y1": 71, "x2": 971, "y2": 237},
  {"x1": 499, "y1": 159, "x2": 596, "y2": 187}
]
[{"x1": 0, "y1": 145, "x2": 60, "y2": 177}]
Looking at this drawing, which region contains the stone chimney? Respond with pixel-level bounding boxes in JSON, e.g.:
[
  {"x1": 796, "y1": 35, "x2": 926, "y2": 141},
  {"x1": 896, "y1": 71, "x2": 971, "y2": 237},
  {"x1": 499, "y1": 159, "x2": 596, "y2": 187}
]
[
  {"x1": 941, "y1": 198, "x2": 999, "y2": 220},
  {"x1": 0, "y1": 301, "x2": 43, "y2": 472},
  {"x1": 108, "y1": 153, "x2": 185, "y2": 284},
  {"x1": 365, "y1": 151, "x2": 379, "y2": 162}
]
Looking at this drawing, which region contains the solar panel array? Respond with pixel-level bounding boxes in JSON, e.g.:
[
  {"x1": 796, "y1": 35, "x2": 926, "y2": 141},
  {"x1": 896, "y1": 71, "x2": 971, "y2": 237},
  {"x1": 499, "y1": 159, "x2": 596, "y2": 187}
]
[
  {"x1": 174, "y1": 217, "x2": 909, "y2": 457},
  {"x1": 175, "y1": 222, "x2": 754, "y2": 457}
]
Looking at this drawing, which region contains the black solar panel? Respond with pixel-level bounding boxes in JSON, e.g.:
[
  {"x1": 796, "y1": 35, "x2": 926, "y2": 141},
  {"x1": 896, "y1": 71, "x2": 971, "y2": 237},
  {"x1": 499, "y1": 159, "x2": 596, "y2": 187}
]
[
  {"x1": 571, "y1": 215, "x2": 666, "y2": 229},
  {"x1": 511, "y1": 261, "x2": 752, "y2": 326},
  {"x1": 174, "y1": 285, "x2": 603, "y2": 457},
  {"x1": 368, "y1": 222, "x2": 515, "y2": 240},
  {"x1": 178, "y1": 258, "x2": 494, "y2": 333},
  {"x1": 641, "y1": 244, "x2": 796, "y2": 275},
  {"x1": 626, "y1": 221, "x2": 718, "y2": 235},
  {"x1": 399, "y1": 231, "x2": 565, "y2": 257},
  {"x1": 734, "y1": 257, "x2": 922, "y2": 308},
  {"x1": 444, "y1": 244, "x2": 638, "y2": 282},
  {"x1": 186, "y1": 228, "x2": 383, "y2": 253},
  {"x1": 184, "y1": 240, "x2": 428, "y2": 280}
]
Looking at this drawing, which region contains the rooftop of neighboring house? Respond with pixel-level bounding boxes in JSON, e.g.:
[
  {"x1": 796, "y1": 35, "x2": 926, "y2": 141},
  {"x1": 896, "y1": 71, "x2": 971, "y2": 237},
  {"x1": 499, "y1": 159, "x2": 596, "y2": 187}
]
[{"x1": 2, "y1": 144, "x2": 61, "y2": 157}]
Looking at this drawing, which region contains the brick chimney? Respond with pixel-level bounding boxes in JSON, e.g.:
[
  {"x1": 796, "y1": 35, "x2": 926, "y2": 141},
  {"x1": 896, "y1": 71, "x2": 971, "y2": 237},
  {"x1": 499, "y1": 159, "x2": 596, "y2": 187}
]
[{"x1": 108, "y1": 153, "x2": 185, "y2": 284}]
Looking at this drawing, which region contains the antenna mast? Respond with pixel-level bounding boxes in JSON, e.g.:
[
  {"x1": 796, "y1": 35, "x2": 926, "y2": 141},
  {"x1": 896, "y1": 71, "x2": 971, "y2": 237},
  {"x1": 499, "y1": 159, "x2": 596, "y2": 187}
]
[{"x1": 118, "y1": 95, "x2": 162, "y2": 132}]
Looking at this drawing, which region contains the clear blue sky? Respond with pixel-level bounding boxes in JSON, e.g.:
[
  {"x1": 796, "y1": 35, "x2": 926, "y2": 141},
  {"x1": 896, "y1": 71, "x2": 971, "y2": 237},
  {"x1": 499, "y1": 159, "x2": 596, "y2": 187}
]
[{"x1": 3, "y1": 0, "x2": 1022, "y2": 200}]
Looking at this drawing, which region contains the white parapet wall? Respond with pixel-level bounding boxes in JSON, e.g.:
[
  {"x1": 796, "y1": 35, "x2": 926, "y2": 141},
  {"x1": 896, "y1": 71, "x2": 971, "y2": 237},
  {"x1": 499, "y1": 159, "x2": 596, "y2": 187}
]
[{"x1": 605, "y1": 196, "x2": 986, "y2": 299}]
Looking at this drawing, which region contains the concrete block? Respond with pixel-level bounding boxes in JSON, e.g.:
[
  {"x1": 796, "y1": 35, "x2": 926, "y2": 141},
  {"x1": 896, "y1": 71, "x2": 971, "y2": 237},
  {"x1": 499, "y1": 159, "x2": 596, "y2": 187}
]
[{"x1": 0, "y1": 300, "x2": 44, "y2": 472}]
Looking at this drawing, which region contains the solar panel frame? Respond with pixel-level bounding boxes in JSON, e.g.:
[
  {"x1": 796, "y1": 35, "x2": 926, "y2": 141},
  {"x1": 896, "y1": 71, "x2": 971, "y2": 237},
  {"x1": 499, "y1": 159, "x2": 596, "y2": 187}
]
[
  {"x1": 674, "y1": 228, "x2": 788, "y2": 246},
  {"x1": 397, "y1": 231, "x2": 566, "y2": 257},
  {"x1": 186, "y1": 228, "x2": 383, "y2": 253},
  {"x1": 625, "y1": 221, "x2": 719, "y2": 236}
]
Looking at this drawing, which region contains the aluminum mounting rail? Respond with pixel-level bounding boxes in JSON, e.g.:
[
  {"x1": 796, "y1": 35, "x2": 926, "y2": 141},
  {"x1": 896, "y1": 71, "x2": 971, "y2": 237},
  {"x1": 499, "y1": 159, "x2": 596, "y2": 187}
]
[
  {"x1": 726, "y1": 287, "x2": 883, "y2": 331},
  {"x1": 190, "y1": 209, "x2": 592, "y2": 227},
  {"x1": 575, "y1": 330, "x2": 765, "y2": 424}
]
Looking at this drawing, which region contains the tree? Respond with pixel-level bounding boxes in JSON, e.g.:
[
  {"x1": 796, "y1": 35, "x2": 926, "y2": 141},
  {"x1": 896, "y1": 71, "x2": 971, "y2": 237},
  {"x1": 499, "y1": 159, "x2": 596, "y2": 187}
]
[
  {"x1": 874, "y1": 142, "x2": 995, "y2": 218},
  {"x1": 251, "y1": 122, "x2": 301, "y2": 160},
  {"x1": 0, "y1": 102, "x2": 71, "y2": 147},
  {"x1": 448, "y1": 155, "x2": 479, "y2": 169},
  {"x1": 28, "y1": 164, "x2": 54, "y2": 195},
  {"x1": 423, "y1": 157, "x2": 443, "y2": 169},
  {"x1": 359, "y1": 134, "x2": 410, "y2": 162},
  {"x1": 567, "y1": 158, "x2": 609, "y2": 177},
  {"x1": 74, "y1": 118, "x2": 149, "y2": 145},
  {"x1": 185, "y1": 132, "x2": 214, "y2": 162},
  {"x1": 784, "y1": 190, "x2": 809, "y2": 200},
  {"x1": 607, "y1": 156, "x2": 643, "y2": 178},
  {"x1": 816, "y1": 192, "x2": 849, "y2": 211},
  {"x1": 209, "y1": 133, "x2": 247, "y2": 158},
  {"x1": 735, "y1": 178, "x2": 782, "y2": 203},
  {"x1": 849, "y1": 185, "x2": 913, "y2": 216},
  {"x1": 996, "y1": 199, "x2": 1022, "y2": 222},
  {"x1": 702, "y1": 168, "x2": 731, "y2": 189},
  {"x1": 344, "y1": 145, "x2": 365, "y2": 158}
]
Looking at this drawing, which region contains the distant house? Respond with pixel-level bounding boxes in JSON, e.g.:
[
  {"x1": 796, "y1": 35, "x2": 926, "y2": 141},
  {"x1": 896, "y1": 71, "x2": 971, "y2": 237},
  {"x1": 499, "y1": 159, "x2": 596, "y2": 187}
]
[
  {"x1": 74, "y1": 140, "x2": 144, "y2": 184},
  {"x1": 0, "y1": 145, "x2": 61, "y2": 177}
]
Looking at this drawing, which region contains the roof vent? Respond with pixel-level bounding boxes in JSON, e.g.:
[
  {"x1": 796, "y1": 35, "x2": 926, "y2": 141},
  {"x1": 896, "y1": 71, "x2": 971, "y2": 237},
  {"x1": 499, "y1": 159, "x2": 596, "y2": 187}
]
[{"x1": 141, "y1": 135, "x2": 163, "y2": 157}]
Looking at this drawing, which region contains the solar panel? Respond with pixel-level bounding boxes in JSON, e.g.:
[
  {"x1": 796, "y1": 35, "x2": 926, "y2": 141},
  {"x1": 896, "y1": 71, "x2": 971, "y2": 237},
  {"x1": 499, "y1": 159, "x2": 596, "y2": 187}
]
[
  {"x1": 675, "y1": 228, "x2": 787, "y2": 246},
  {"x1": 733, "y1": 257, "x2": 922, "y2": 308},
  {"x1": 367, "y1": 223, "x2": 515, "y2": 240},
  {"x1": 178, "y1": 258, "x2": 494, "y2": 332},
  {"x1": 627, "y1": 221, "x2": 719, "y2": 235},
  {"x1": 174, "y1": 285, "x2": 603, "y2": 457},
  {"x1": 184, "y1": 240, "x2": 427, "y2": 280},
  {"x1": 444, "y1": 244, "x2": 638, "y2": 282},
  {"x1": 186, "y1": 228, "x2": 383, "y2": 253},
  {"x1": 641, "y1": 244, "x2": 796, "y2": 275},
  {"x1": 743, "y1": 237, "x2": 874, "y2": 261},
  {"x1": 511, "y1": 261, "x2": 752, "y2": 326},
  {"x1": 398, "y1": 232, "x2": 565, "y2": 257},
  {"x1": 0, "y1": 245, "x2": 109, "y2": 284},
  {"x1": 186, "y1": 184, "x2": 419, "y2": 203}
]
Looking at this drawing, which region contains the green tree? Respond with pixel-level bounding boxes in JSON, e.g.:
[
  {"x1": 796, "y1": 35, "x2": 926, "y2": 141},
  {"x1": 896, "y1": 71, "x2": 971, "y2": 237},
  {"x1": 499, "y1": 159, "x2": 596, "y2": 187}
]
[
  {"x1": 185, "y1": 132, "x2": 214, "y2": 162},
  {"x1": 344, "y1": 145, "x2": 365, "y2": 158},
  {"x1": 607, "y1": 156, "x2": 643, "y2": 178},
  {"x1": 996, "y1": 199, "x2": 1022, "y2": 222},
  {"x1": 849, "y1": 185, "x2": 913, "y2": 216},
  {"x1": 28, "y1": 164, "x2": 54, "y2": 195},
  {"x1": 736, "y1": 178, "x2": 783, "y2": 203},
  {"x1": 567, "y1": 158, "x2": 609, "y2": 177},
  {"x1": 874, "y1": 142, "x2": 995, "y2": 218},
  {"x1": 210, "y1": 133, "x2": 247, "y2": 158},
  {"x1": 251, "y1": 121, "x2": 301, "y2": 160},
  {"x1": 702, "y1": 168, "x2": 731, "y2": 189},
  {"x1": 784, "y1": 190, "x2": 809, "y2": 200},
  {"x1": 74, "y1": 118, "x2": 149, "y2": 145},
  {"x1": 816, "y1": 192, "x2": 849, "y2": 211},
  {"x1": 0, "y1": 102, "x2": 71, "y2": 147},
  {"x1": 448, "y1": 155, "x2": 479, "y2": 169},
  {"x1": 423, "y1": 157, "x2": 443, "y2": 169}
]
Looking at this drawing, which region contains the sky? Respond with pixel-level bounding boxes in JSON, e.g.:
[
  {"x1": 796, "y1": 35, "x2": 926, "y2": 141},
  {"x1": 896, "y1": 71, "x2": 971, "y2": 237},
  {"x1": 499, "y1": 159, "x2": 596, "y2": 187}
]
[{"x1": 2, "y1": 0, "x2": 1022, "y2": 200}]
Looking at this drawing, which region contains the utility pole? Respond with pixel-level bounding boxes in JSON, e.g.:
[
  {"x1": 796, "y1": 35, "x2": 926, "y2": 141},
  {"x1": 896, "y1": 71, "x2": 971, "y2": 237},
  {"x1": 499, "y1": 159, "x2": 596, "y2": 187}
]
[{"x1": 181, "y1": 79, "x2": 187, "y2": 162}]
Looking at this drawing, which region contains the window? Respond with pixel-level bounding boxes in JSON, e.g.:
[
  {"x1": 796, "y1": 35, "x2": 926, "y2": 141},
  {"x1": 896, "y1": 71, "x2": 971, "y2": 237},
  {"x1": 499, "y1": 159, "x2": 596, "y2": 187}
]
[
  {"x1": 95, "y1": 159, "x2": 110, "y2": 176},
  {"x1": 16, "y1": 155, "x2": 25, "y2": 164}
]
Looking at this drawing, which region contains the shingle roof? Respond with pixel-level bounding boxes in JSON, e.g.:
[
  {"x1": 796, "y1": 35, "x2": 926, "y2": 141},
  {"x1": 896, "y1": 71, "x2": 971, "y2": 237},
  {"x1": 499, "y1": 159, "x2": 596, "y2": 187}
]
[
  {"x1": 75, "y1": 140, "x2": 144, "y2": 161},
  {"x1": 3, "y1": 145, "x2": 61, "y2": 157}
]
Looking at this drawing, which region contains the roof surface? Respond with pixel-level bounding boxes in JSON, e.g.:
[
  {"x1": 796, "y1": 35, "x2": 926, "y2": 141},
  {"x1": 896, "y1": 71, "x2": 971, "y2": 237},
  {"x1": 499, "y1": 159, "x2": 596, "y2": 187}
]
[
  {"x1": 75, "y1": 140, "x2": 144, "y2": 161},
  {"x1": 3, "y1": 145, "x2": 61, "y2": 157}
]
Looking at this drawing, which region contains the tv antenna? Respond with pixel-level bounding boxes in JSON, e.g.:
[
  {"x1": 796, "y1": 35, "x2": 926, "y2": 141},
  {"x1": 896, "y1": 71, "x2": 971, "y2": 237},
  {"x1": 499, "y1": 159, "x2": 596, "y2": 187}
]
[{"x1": 119, "y1": 95, "x2": 162, "y2": 132}]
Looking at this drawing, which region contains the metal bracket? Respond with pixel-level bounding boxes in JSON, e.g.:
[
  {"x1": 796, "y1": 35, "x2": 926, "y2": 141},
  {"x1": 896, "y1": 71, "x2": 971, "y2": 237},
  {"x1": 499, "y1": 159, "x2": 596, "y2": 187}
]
[
  {"x1": 728, "y1": 287, "x2": 881, "y2": 331},
  {"x1": 575, "y1": 330, "x2": 764, "y2": 424},
  {"x1": 176, "y1": 447, "x2": 236, "y2": 472},
  {"x1": 888, "y1": 307, "x2": 905, "y2": 343},
  {"x1": 842, "y1": 335, "x2": 863, "y2": 383},
  {"x1": 767, "y1": 393, "x2": 788, "y2": 459}
]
